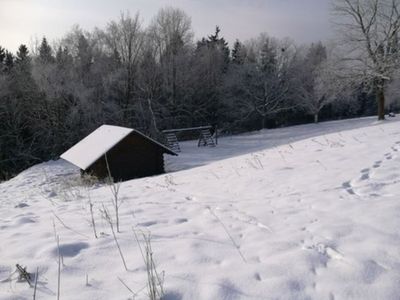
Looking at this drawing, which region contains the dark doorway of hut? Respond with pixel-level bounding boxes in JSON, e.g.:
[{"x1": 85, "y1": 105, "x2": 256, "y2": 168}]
[{"x1": 162, "y1": 125, "x2": 218, "y2": 153}]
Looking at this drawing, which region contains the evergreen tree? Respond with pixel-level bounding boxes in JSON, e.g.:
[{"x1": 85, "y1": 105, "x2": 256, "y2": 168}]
[
  {"x1": 0, "y1": 46, "x2": 5, "y2": 65},
  {"x1": 192, "y1": 26, "x2": 231, "y2": 126},
  {"x1": 56, "y1": 46, "x2": 73, "y2": 70},
  {"x1": 231, "y1": 39, "x2": 246, "y2": 65},
  {"x1": 11, "y1": 45, "x2": 39, "y2": 103},
  {"x1": 76, "y1": 34, "x2": 93, "y2": 84},
  {"x1": 15, "y1": 44, "x2": 32, "y2": 76},
  {"x1": 4, "y1": 51, "x2": 14, "y2": 73},
  {"x1": 207, "y1": 26, "x2": 230, "y2": 71},
  {"x1": 56, "y1": 46, "x2": 63, "y2": 63},
  {"x1": 38, "y1": 37, "x2": 55, "y2": 64},
  {"x1": 16, "y1": 45, "x2": 29, "y2": 63},
  {"x1": 1, "y1": 44, "x2": 44, "y2": 179},
  {"x1": 0, "y1": 46, "x2": 5, "y2": 73}
]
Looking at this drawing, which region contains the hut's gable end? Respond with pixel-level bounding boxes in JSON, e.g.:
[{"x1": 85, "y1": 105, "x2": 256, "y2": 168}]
[
  {"x1": 86, "y1": 132, "x2": 166, "y2": 181},
  {"x1": 61, "y1": 125, "x2": 176, "y2": 181}
]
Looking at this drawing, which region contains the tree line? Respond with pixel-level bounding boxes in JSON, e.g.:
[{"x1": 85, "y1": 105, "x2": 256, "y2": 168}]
[{"x1": 1, "y1": 3, "x2": 400, "y2": 180}]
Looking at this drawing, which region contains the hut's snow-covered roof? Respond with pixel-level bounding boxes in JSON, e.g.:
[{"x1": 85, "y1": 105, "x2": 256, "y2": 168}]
[{"x1": 60, "y1": 125, "x2": 177, "y2": 170}]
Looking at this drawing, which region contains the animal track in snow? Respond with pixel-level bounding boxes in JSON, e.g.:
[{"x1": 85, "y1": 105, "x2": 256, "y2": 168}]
[
  {"x1": 54, "y1": 242, "x2": 89, "y2": 257},
  {"x1": 346, "y1": 141, "x2": 400, "y2": 198},
  {"x1": 174, "y1": 218, "x2": 188, "y2": 224},
  {"x1": 342, "y1": 181, "x2": 355, "y2": 195},
  {"x1": 254, "y1": 272, "x2": 262, "y2": 281},
  {"x1": 137, "y1": 220, "x2": 159, "y2": 227},
  {"x1": 360, "y1": 259, "x2": 386, "y2": 284},
  {"x1": 385, "y1": 153, "x2": 393, "y2": 160},
  {"x1": 360, "y1": 174, "x2": 369, "y2": 181},
  {"x1": 373, "y1": 161, "x2": 382, "y2": 168},
  {"x1": 14, "y1": 203, "x2": 29, "y2": 208},
  {"x1": 360, "y1": 168, "x2": 370, "y2": 181},
  {"x1": 301, "y1": 240, "x2": 344, "y2": 270},
  {"x1": 342, "y1": 181, "x2": 351, "y2": 189}
]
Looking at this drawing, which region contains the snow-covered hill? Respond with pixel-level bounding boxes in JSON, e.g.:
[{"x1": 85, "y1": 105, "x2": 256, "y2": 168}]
[{"x1": 1, "y1": 116, "x2": 400, "y2": 299}]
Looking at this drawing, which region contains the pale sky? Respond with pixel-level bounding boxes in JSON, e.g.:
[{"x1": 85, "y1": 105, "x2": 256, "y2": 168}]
[{"x1": 0, "y1": 0, "x2": 333, "y2": 53}]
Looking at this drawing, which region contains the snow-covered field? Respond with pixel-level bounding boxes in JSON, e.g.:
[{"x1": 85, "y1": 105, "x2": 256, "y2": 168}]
[{"x1": 1, "y1": 116, "x2": 400, "y2": 299}]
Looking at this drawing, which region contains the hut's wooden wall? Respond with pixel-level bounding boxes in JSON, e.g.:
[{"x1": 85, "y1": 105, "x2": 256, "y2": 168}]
[{"x1": 86, "y1": 132, "x2": 165, "y2": 181}]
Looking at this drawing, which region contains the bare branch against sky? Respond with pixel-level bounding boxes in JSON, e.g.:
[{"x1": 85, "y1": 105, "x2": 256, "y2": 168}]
[{"x1": 0, "y1": 0, "x2": 332, "y2": 52}]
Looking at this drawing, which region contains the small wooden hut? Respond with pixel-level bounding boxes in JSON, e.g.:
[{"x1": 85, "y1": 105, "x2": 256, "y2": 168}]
[{"x1": 61, "y1": 125, "x2": 177, "y2": 181}]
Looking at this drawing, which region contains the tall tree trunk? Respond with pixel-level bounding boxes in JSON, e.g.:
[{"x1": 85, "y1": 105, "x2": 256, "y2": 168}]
[
  {"x1": 377, "y1": 87, "x2": 385, "y2": 120},
  {"x1": 147, "y1": 98, "x2": 159, "y2": 137},
  {"x1": 314, "y1": 113, "x2": 319, "y2": 123},
  {"x1": 262, "y1": 96, "x2": 267, "y2": 129},
  {"x1": 261, "y1": 115, "x2": 266, "y2": 129}
]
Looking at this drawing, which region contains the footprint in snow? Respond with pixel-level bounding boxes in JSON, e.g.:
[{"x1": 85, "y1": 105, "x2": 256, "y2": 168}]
[
  {"x1": 359, "y1": 168, "x2": 370, "y2": 181},
  {"x1": 373, "y1": 161, "x2": 382, "y2": 168},
  {"x1": 137, "y1": 221, "x2": 158, "y2": 227},
  {"x1": 361, "y1": 259, "x2": 386, "y2": 284},
  {"x1": 53, "y1": 242, "x2": 89, "y2": 257},
  {"x1": 342, "y1": 181, "x2": 356, "y2": 195},
  {"x1": 254, "y1": 272, "x2": 262, "y2": 281},
  {"x1": 303, "y1": 242, "x2": 344, "y2": 262},
  {"x1": 14, "y1": 203, "x2": 29, "y2": 208},
  {"x1": 14, "y1": 216, "x2": 37, "y2": 225},
  {"x1": 216, "y1": 279, "x2": 243, "y2": 300},
  {"x1": 162, "y1": 291, "x2": 183, "y2": 300},
  {"x1": 342, "y1": 181, "x2": 351, "y2": 189},
  {"x1": 174, "y1": 218, "x2": 188, "y2": 224}
]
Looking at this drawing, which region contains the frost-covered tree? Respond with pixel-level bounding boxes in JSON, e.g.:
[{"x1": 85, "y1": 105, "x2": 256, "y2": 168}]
[
  {"x1": 297, "y1": 42, "x2": 333, "y2": 123},
  {"x1": 231, "y1": 39, "x2": 246, "y2": 65},
  {"x1": 225, "y1": 35, "x2": 295, "y2": 129},
  {"x1": 386, "y1": 69, "x2": 400, "y2": 110},
  {"x1": 148, "y1": 7, "x2": 194, "y2": 127},
  {"x1": 333, "y1": 0, "x2": 400, "y2": 120},
  {"x1": 136, "y1": 43, "x2": 163, "y2": 136},
  {"x1": 103, "y1": 11, "x2": 143, "y2": 113}
]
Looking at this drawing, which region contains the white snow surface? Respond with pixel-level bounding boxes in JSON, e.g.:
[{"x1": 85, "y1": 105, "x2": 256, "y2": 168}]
[
  {"x1": 2, "y1": 116, "x2": 400, "y2": 299},
  {"x1": 60, "y1": 125, "x2": 133, "y2": 170}
]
